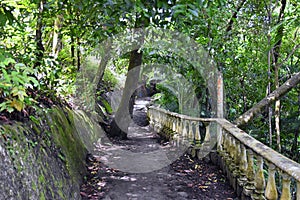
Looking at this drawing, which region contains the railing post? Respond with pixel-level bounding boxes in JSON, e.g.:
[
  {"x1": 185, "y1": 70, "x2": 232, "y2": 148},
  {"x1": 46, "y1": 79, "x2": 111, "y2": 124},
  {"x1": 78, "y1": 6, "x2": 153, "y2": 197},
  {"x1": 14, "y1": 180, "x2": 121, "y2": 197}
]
[
  {"x1": 188, "y1": 121, "x2": 194, "y2": 142},
  {"x1": 244, "y1": 149, "x2": 255, "y2": 198},
  {"x1": 234, "y1": 140, "x2": 240, "y2": 169},
  {"x1": 172, "y1": 116, "x2": 176, "y2": 132},
  {"x1": 280, "y1": 173, "x2": 291, "y2": 200},
  {"x1": 182, "y1": 119, "x2": 187, "y2": 139},
  {"x1": 237, "y1": 144, "x2": 248, "y2": 196},
  {"x1": 223, "y1": 131, "x2": 230, "y2": 168},
  {"x1": 203, "y1": 122, "x2": 211, "y2": 143},
  {"x1": 195, "y1": 121, "x2": 201, "y2": 142},
  {"x1": 265, "y1": 163, "x2": 278, "y2": 200},
  {"x1": 176, "y1": 117, "x2": 180, "y2": 133},
  {"x1": 254, "y1": 156, "x2": 266, "y2": 199},
  {"x1": 231, "y1": 139, "x2": 240, "y2": 191},
  {"x1": 228, "y1": 136, "x2": 234, "y2": 167},
  {"x1": 225, "y1": 135, "x2": 234, "y2": 182},
  {"x1": 239, "y1": 144, "x2": 248, "y2": 180}
]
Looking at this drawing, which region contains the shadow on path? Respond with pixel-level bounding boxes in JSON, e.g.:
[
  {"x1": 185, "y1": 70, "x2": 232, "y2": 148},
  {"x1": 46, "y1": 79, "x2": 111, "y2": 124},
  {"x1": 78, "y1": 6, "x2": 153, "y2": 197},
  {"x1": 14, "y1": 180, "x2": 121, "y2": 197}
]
[{"x1": 80, "y1": 98, "x2": 238, "y2": 200}]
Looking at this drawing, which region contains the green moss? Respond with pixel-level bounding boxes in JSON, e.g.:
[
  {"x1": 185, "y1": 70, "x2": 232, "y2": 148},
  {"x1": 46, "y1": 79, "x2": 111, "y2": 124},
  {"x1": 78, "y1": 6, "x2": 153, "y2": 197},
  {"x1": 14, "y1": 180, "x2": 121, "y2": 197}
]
[
  {"x1": 56, "y1": 180, "x2": 65, "y2": 199},
  {"x1": 39, "y1": 174, "x2": 45, "y2": 186},
  {"x1": 0, "y1": 105, "x2": 98, "y2": 199},
  {"x1": 16, "y1": 161, "x2": 23, "y2": 174},
  {"x1": 31, "y1": 182, "x2": 37, "y2": 191},
  {"x1": 31, "y1": 123, "x2": 41, "y2": 135},
  {"x1": 44, "y1": 107, "x2": 87, "y2": 183},
  {"x1": 49, "y1": 187, "x2": 55, "y2": 199},
  {"x1": 40, "y1": 191, "x2": 46, "y2": 200}
]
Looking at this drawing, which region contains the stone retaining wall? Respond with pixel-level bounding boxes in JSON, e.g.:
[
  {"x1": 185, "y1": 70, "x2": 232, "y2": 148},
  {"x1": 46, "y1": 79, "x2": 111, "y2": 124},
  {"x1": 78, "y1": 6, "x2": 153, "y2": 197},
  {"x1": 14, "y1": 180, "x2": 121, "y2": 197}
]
[{"x1": 0, "y1": 106, "x2": 103, "y2": 200}]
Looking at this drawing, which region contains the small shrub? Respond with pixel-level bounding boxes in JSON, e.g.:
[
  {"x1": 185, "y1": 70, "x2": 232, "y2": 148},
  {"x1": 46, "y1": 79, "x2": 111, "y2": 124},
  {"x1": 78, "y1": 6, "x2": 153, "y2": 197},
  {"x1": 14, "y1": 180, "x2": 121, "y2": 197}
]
[{"x1": 0, "y1": 54, "x2": 38, "y2": 113}]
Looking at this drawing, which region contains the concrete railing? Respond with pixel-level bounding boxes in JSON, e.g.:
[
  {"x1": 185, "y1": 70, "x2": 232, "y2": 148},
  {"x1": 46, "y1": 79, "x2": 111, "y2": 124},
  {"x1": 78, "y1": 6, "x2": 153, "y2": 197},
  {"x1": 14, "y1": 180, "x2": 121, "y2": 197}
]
[{"x1": 148, "y1": 106, "x2": 300, "y2": 200}]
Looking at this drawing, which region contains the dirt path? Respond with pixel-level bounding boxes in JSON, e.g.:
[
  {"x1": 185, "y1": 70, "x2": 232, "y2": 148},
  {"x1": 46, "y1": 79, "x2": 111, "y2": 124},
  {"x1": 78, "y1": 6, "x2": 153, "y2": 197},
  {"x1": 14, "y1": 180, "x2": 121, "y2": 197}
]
[{"x1": 80, "y1": 99, "x2": 237, "y2": 200}]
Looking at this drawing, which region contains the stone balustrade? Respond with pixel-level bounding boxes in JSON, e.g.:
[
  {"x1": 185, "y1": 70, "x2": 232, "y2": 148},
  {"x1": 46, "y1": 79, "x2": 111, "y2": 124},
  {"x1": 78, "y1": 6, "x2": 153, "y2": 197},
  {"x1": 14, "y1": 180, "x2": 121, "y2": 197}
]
[{"x1": 148, "y1": 106, "x2": 300, "y2": 200}]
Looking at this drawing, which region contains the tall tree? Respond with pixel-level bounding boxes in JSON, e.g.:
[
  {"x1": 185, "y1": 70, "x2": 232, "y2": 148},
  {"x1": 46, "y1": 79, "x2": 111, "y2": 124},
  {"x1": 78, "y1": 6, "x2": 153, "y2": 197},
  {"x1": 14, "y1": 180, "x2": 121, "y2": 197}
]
[
  {"x1": 273, "y1": 0, "x2": 287, "y2": 152},
  {"x1": 109, "y1": 10, "x2": 147, "y2": 139},
  {"x1": 35, "y1": 0, "x2": 46, "y2": 67},
  {"x1": 52, "y1": 14, "x2": 63, "y2": 58}
]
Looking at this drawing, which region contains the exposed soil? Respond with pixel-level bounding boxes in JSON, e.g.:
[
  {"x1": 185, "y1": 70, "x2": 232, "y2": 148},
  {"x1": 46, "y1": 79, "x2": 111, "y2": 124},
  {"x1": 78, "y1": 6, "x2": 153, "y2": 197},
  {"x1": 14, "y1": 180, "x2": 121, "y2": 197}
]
[{"x1": 80, "y1": 98, "x2": 238, "y2": 200}]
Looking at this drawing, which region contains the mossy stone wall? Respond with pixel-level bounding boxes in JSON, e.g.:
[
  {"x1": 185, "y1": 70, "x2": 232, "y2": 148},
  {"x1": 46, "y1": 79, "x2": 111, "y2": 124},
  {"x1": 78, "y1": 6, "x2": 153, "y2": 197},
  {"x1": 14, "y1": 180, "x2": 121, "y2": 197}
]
[{"x1": 0, "y1": 106, "x2": 103, "y2": 200}]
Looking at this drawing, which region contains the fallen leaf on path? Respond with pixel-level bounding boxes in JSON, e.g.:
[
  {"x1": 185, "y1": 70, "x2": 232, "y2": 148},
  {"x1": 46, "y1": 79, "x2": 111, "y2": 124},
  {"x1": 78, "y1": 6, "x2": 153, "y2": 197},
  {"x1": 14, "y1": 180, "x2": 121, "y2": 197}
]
[{"x1": 198, "y1": 185, "x2": 209, "y2": 189}]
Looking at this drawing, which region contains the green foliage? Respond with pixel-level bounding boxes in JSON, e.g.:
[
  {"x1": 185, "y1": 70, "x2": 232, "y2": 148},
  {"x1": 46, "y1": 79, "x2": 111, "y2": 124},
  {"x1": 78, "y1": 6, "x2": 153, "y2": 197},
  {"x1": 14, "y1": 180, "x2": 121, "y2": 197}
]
[
  {"x1": 112, "y1": 58, "x2": 129, "y2": 75},
  {"x1": 0, "y1": 53, "x2": 38, "y2": 113},
  {"x1": 102, "y1": 68, "x2": 118, "y2": 91},
  {"x1": 37, "y1": 57, "x2": 76, "y2": 98},
  {"x1": 153, "y1": 83, "x2": 179, "y2": 113},
  {"x1": 0, "y1": 0, "x2": 299, "y2": 162}
]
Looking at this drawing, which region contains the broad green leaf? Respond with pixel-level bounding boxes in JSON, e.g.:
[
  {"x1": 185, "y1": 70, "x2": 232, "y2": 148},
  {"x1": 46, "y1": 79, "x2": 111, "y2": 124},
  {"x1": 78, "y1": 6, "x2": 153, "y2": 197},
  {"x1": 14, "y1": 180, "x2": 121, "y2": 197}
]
[
  {"x1": 10, "y1": 99, "x2": 24, "y2": 112},
  {"x1": 3, "y1": 57, "x2": 16, "y2": 66},
  {"x1": 7, "y1": 106, "x2": 14, "y2": 113},
  {"x1": 11, "y1": 87, "x2": 27, "y2": 101},
  {"x1": 28, "y1": 77, "x2": 39, "y2": 87},
  {"x1": 1, "y1": 69, "x2": 10, "y2": 82},
  {"x1": 0, "y1": 82, "x2": 12, "y2": 88},
  {"x1": 171, "y1": 4, "x2": 186, "y2": 11},
  {"x1": 188, "y1": 8, "x2": 198, "y2": 17},
  {"x1": 0, "y1": 102, "x2": 8, "y2": 112}
]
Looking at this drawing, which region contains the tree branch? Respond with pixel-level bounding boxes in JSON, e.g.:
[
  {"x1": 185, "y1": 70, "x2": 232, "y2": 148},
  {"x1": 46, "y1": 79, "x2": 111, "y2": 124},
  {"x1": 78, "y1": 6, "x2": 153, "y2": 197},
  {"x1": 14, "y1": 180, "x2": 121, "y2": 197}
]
[
  {"x1": 226, "y1": 0, "x2": 247, "y2": 33},
  {"x1": 277, "y1": 43, "x2": 300, "y2": 68},
  {"x1": 234, "y1": 72, "x2": 300, "y2": 127}
]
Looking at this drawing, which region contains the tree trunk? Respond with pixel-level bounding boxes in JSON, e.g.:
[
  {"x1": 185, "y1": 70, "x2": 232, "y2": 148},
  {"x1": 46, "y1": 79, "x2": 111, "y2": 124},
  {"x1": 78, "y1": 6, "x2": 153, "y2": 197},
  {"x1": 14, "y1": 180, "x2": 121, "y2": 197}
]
[
  {"x1": 71, "y1": 34, "x2": 75, "y2": 66},
  {"x1": 52, "y1": 14, "x2": 63, "y2": 59},
  {"x1": 267, "y1": 0, "x2": 273, "y2": 147},
  {"x1": 274, "y1": 69, "x2": 281, "y2": 152},
  {"x1": 109, "y1": 49, "x2": 143, "y2": 139},
  {"x1": 273, "y1": 0, "x2": 286, "y2": 152},
  {"x1": 34, "y1": 0, "x2": 45, "y2": 68},
  {"x1": 96, "y1": 41, "x2": 112, "y2": 85},
  {"x1": 235, "y1": 0, "x2": 288, "y2": 131},
  {"x1": 234, "y1": 72, "x2": 300, "y2": 127},
  {"x1": 76, "y1": 36, "x2": 81, "y2": 71}
]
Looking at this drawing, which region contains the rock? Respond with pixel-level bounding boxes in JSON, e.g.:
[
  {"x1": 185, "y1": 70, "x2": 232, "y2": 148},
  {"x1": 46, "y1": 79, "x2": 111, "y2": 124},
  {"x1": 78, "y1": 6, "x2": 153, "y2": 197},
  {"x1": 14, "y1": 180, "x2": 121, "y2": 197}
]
[{"x1": 178, "y1": 191, "x2": 189, "y2": 198}]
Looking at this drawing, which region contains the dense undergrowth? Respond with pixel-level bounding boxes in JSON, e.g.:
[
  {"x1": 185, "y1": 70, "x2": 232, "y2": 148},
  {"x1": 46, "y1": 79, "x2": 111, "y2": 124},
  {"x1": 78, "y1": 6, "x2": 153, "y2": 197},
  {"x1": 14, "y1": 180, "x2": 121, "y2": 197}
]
[{"x1": 0, "y1": 0, "x2": 299, "y2": 164}]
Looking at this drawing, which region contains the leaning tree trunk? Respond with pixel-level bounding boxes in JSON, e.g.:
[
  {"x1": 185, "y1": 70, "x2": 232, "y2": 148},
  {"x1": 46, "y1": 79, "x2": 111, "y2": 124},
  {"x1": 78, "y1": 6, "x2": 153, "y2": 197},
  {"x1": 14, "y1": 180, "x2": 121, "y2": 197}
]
[
  {"x1": 234, "y1": 72, "x2": 300, "y2": 127},
  {"x1": 109, "y1": 49, "x2": 143, "y2": 139}
]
